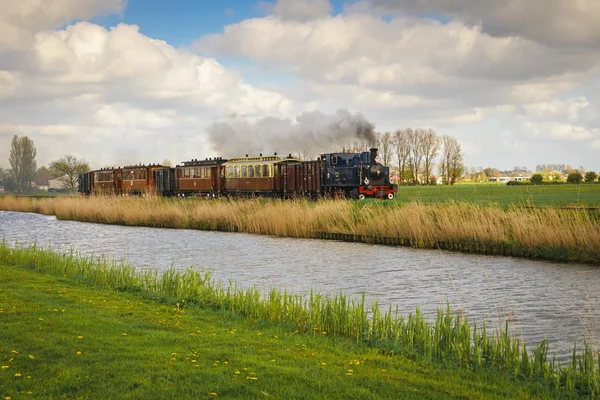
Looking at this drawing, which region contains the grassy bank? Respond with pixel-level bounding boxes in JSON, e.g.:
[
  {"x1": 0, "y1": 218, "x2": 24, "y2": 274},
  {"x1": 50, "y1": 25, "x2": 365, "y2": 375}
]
[
  {"x1": 0, "y1": 243, "x2": 598, "y2": 398},
  {"x1": 1, "y1": 195, "x2": 600, "y2": 264},
  {"x1": 0, "y1": 264, "x2": 544, "y2": 400}
]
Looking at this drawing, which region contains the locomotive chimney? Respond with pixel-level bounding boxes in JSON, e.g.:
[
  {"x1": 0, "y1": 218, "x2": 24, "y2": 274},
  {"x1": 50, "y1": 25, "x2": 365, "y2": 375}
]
[{"x1": 370, "y1": 148, "x2": 378, "y2": 163}]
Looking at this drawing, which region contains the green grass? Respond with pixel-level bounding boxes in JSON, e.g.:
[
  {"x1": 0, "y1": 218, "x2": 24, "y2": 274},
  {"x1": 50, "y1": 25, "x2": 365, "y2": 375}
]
[
  {"x1": 0, "y1": 263, "x2": 558, "y2": 400},
  {"x1": 1, "y1": 243, "x2": 599, "y2": 398},
  {"x1": 393, "y1": 184, "x2": 600, "y2": 207}
]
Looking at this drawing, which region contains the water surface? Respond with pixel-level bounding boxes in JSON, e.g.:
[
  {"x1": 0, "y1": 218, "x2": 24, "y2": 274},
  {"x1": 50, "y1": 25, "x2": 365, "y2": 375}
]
[{"x1": 1, "y1": 210, "x2": 598, "y2": 362}]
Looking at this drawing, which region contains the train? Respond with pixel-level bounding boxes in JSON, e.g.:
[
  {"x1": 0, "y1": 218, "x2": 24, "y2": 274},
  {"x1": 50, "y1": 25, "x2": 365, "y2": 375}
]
[{"x1": 78, "y1": 148, "x2": 398, "y2": 200}]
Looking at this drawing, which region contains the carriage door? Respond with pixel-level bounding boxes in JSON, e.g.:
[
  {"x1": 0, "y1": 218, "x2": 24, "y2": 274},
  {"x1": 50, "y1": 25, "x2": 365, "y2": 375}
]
[{"x1": 211, "y1": 166, "x2": 217, "y2": 193}]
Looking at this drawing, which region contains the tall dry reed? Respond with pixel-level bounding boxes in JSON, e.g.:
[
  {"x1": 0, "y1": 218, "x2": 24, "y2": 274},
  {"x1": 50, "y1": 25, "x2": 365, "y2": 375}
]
[{"x1": 1, "y1": 196, "x2": 599, "y2": 263}]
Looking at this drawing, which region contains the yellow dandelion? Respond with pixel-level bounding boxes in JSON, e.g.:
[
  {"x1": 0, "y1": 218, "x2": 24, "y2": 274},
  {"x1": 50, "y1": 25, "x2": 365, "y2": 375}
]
[
  {"x1": 347, "y1": 369, "x2": 353, "y2": 373},
  {"x1": 234, "y1": 371, "x2": 240, "y2": 375},
  {"x1": 213, "y1": 363, "x2": 218, "y2": 367},
  {"x1": 274, "y1": 335, "x2": 278, "y2": 339},
  {"x1": 192, "y1": 360, "x2": 197, "y2": 363},
  {"x1": 321, "y1": 362, "x2": 326, "y2": 366},
  {"x1": 170, "y1": 358, "x2": 175, "y2": 362},
  {"x1": 76, "y1": 351, "x2": 82, "y2": 355},
  {"x1": 11, "y1": 350, "x2": 18, "y2": 354},
  {"x1": 322, "y1": 331, "x2": 326, "y2": 335},
  {"x1": 28, "y1": 355, "x2": 34, "y2": 359},
  {"x1": 77, "y1": 336, "x2": 83, "y2": 339},
  {"x1": 209, "y1": 392, "x2": 217, "y2": 397},
  {"x1": 271, "y1": 359, "x2": 276, "y2": 363},
  {"x1": 28, "y1": 392, "x2": 32, "y2": 395},
  {"x1": 1, "y1": 366, "x2": 8, "y2": 369},
  {"x1": 346, "y1": 372, "x2": 352, "y2": 376},
  {"x1": 171, "y1": 353, "x2": 177, "y2": 356},
  {"x1": 257, "y1": 332, "x2": 262, "y2": 336},
  {"x1": 38, "y1": 318, "x2": 43, "y2": 321},
  {"x1": 224, "y1": 361, "x2": 228, "y2": 365},
  {"x1": 27, "y1": 376, "x2": 31, "y2": 379},
  {"x1": 195, "y1": 365, "x2": 199, "y2": 368},
  {"x1": 15, "y1": 373, "x2": 21, "y2": 377},
  {"x1": 122, "y1": 333, "x2": 127, "y2": 336}
]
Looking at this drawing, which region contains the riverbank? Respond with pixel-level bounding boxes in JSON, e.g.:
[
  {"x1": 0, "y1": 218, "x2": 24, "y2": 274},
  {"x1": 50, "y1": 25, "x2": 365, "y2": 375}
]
[
  {"x1": 0, "y1": 255, "x2": 585, "y2": 398},
  {"x1": 1, "y1": 243, "x2": 599, "y2": 398},
  {"x1": 1, "y1": 195, "x2": 599, "y2": 264}
]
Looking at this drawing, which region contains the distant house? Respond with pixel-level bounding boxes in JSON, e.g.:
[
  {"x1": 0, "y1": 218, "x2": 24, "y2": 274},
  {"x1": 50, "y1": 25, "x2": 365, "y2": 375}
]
[
  {"x1": 0, "y1": 185, "x2": 4, "y2": 193},
  {"x1": 512, "y1": 176, "x2": 530, "y2": 182},
  {"x1": 489, "y1": 176, "x2": 511, "y2": 183},
  {"x1": 546, "y1": 170, "x2": 564, "y2": 181}
]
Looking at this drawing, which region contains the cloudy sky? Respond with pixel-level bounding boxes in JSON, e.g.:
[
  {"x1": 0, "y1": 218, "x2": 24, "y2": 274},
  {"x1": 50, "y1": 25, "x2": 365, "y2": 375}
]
[{"x1": 1, "y1": 0, "x2": 599, "y2": 171}]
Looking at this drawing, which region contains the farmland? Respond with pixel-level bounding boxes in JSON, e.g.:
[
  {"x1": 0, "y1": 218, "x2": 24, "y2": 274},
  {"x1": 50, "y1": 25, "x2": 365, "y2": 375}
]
[{"x1": 394, "y1": 184, "x2": 600, "y2": 207}]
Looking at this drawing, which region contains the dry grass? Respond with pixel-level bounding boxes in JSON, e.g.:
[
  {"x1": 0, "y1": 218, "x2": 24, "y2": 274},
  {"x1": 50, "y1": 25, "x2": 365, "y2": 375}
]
[{"x1": 1, "y1": 195, "x2": 599, "y2": 263}]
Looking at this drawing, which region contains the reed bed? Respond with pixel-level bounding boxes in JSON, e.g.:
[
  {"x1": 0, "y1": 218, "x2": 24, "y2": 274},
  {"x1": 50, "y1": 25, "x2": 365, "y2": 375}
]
[
  {"x1": 0, "y1": 241, "x2": 598, "y2": 397},
  {"x1": 1, "y1": 195, "x2": 599, "y2": 263}
]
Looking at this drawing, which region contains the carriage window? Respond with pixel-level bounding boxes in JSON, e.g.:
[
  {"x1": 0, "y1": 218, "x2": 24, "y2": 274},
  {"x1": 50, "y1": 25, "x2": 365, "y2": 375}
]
[
  {"x1": 205, "y1": 167, "x2": 210, "y2": 179},
  {"x1": 228, "y1": 166, "x2": 233, "y2": 178},
  {"x1": 235, "y1": 166, "x2": 240, "y2": 178},
  {"x1": 255, "y1": 165, "x2": 261, "y2": 177},
  {"x1": 248, "y1": 165, "x2": 254, "y2": 177},
  {"x1": 263, "y1": 165, "x2": 270, "y2": 177},
  {"x1": 332, "y1": 156, "x2": 338, "y2": 165},
  {"x1": 242, "y1": 166, "x2": 247, "y2": 178}
]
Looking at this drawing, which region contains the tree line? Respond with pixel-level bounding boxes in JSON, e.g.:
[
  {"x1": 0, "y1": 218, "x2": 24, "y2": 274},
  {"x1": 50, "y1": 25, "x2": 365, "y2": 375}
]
[
  {"x1": 0, "y1": 135, "x2": 89, "y2": 193},
  {"x1": 331, "y1": 129, "x2": 464, "y2": 185}
]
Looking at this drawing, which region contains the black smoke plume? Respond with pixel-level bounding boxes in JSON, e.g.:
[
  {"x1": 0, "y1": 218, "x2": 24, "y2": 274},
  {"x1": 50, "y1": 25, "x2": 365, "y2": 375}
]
[{"x1": 206, "y1": 109, "x2": 376, "y2": 158}]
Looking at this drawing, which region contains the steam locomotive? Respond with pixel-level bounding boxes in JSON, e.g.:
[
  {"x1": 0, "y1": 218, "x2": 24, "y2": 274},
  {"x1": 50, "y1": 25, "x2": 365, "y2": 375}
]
[{"x1": 78, "y1": 148, "x2": 397, "y2": 200}]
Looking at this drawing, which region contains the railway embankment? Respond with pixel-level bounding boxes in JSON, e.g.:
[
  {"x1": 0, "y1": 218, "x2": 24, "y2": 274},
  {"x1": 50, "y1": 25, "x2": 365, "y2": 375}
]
[
  {"x1": 1, "y1": 195, "x2": 599, "y2": 265},
  {"x1": 1, "y1": 243, "x2": 599, "y2": 398}
]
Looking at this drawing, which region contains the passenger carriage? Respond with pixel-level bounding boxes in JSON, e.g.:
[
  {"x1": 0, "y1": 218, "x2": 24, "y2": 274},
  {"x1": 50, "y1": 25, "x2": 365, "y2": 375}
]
[{"x1": 223, "y1": 153, "x2": 301, "y2": 196}]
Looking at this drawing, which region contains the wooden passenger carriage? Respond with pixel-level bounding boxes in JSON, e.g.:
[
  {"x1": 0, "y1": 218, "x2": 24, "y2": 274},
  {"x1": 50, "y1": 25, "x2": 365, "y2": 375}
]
[
  {"x1": 120, "y1": 164, "x2": 168, "y2": 194},
  {"x1": 176, "y1": 158, "x2": 227, "y2": 196},
  {"x1": 223, "y1": 154, "x2": 301, "y2": 196}
]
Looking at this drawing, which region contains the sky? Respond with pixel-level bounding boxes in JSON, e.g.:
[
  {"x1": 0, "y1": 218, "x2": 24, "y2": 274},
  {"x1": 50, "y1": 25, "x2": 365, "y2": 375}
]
[{"x1": 1, "y1": 0, "x2": 600, "y2": 171}]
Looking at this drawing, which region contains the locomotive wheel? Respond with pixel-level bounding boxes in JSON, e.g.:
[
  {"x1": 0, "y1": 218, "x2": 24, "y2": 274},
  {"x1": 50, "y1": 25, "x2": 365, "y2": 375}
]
[
  {"x1": 387, "y1": 192, "x2": 394, "y2": 200},
  {"x1": 358, "y1": 193, "x2": 366, "y2": 200}
]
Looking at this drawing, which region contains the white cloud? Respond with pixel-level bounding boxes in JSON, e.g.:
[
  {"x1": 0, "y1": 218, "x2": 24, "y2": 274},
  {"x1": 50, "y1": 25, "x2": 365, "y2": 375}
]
[
  {"x1": 195, "y1": 14, "x2": 595, "y2": 107},
  {"x1": 0, "y1": 16, "x2": 295, "y2": 168},
  {"x1": 0, "y1": 0, "x2": 126, "y2": 51},
  {"x1": 357, "y1": 0, "x2": 600, "y2": 46}
]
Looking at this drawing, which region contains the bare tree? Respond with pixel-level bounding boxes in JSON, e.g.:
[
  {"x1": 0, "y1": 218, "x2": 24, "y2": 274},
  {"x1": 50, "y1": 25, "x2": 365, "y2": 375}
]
[
  {"x1": 408, "y1": 128, "x2": 424, "y2": 185},
  {"x1": 9, "y1": 135, "x2": 37, "y2": 193},
  {"x1": 376, "y1": 132, "x2": 394, "y2": 166},
  {"x1": 49, "y1": 155, "x2": 90, "y2": 192},
  {"x1": 439, "y1": 136, "x2": 464, "y2": 185},
  {"x1": 392, "y1": 129, "x2": 410, "y2": 184},
  {"x1": 421, "y1": 129, "x2": 440, "y2": 185}
]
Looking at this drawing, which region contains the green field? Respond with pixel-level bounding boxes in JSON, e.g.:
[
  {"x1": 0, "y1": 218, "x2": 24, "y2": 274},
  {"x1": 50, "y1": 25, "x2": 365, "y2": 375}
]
[
  {"x1": 394, "y1": 184, "x2": 600, "y2": 207},
  {"x1": 0, "y1": 263, "x2": 561, "y2": 400}
]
